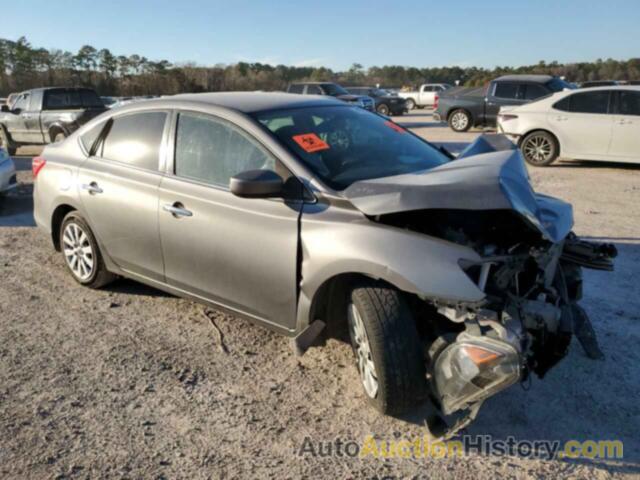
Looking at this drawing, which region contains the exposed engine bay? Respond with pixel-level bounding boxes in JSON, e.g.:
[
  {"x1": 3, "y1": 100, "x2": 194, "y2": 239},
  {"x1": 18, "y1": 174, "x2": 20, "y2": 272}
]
[{"x1": 376, "y1": 208, "x2": 617, "y2": 435}]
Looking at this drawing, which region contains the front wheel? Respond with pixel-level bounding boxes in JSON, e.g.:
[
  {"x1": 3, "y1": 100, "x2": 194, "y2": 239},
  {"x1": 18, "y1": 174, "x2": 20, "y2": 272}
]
[
  {"x1": 347, "y1": 281, "x2": 426, "y2": 415},
  {"x1": 448, "y1": 109, "x2": 471, "y2": 132},
  {"x1": 520, "y1": 131, "x2": 559, "y2": 166},
  {"x1": 60, "y1": 212, "x2": 115, "y2": 288}
]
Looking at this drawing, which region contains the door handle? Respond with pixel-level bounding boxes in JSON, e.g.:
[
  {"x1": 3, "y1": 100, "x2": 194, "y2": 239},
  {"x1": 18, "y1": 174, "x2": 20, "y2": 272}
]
[
  {"x1": 81, "y1": 182, "x2": 103, "y2": 195},
  {"x1": 555, "y1": 116, "x2": 568, "y2": 121},
  {"x1": 617, "y1": 119, "x2": 631, "y2": 125},
  {"x1": 163, "y1": 202, "x2": 192, "y2": 218}
]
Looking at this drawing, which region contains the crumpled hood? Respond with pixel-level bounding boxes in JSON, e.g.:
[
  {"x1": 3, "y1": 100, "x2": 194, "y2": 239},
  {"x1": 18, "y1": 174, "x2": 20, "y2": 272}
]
[{"x1": 343, "y1": 136, "x2": 573, "y2": 243}]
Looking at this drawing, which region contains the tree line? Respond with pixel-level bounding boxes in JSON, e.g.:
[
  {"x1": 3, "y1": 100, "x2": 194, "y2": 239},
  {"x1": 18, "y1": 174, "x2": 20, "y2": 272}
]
[{"x1": 2, "y1": 36, "x2": 640, "y2": 97}]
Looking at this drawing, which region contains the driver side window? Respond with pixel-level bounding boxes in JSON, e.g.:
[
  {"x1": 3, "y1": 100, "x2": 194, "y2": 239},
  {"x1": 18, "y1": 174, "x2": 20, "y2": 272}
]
[
  {"x1": 13, "y1": 94, "x2": 29, "y2": 111},
  {"x1": 174, "y1": 112, "x2": 275, "y2": 187}
]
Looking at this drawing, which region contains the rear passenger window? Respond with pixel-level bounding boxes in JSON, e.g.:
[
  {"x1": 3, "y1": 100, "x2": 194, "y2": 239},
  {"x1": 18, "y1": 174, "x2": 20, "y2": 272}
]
[
  {"x1": 174, "y1": 112, "x2": 275, "y2": 187},
  {"x1": 80, "y1": 122, "x2": 106, "y2": 154},
  {"x1": 619, "y1": 91, "x2": 640, "y2": 116},
  {"x1": 494, "y1": 83, "x2": 520, "y2": 99},
  {"x1": 523, "y1": 84, "x2": 549, "y2": 100},
  {"x1": 566, "y1": 91, "x2": 610, "y2": 114},
  {"x1": 100, "y1": 112, "x2": 167, "y2": 170},
  {"x1": 288, "y1": 84, "x2": 304, "y2": 94},
  {"x1": 306, "y1": 85, "x2": 322, "y2": 94}
]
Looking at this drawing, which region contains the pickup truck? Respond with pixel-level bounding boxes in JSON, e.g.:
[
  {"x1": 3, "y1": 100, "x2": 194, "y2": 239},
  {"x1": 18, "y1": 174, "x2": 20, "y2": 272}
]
[
  {"x1": 0, "y1": 87, "x2": 106, "y2": 155},
  {"x1": 434, "y1": 75, "x2": 575, "y2": 132},
  {"x1": 398, "y1": 83, "x2": 453, "y2": 110}
]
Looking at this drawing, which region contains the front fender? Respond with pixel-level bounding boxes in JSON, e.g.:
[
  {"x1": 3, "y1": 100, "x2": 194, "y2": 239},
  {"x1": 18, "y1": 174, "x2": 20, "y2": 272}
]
[{"x1": 297, "y1": 206, "x2": 485, "y2": 331}]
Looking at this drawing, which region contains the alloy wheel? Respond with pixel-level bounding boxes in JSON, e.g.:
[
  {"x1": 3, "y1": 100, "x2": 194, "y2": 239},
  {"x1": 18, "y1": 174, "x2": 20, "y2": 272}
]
[
  {"x1": 62, "y1": 222, "x2": 95, "y2": 281},
  {"x1": 450, "y1": 112, "x2": 469, "y2": 131},
  {"x1": 348, "y1": 302, "x2": 378, "y2": 398},
  {"x1": 523, "y1": 134, "x2": 553, "y2": 164}
]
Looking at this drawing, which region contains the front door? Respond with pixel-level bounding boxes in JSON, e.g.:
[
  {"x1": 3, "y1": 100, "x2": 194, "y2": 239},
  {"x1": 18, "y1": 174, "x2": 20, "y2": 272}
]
[
  {"x1": 609, "y1": 90, "x2": 640, "y2": 160},
  {"x1": 77, "y1": 110, "x2": 169, "y2": 281},
  {"x1": 158, "y1": 111, "x2": 301, "y2": 330}
]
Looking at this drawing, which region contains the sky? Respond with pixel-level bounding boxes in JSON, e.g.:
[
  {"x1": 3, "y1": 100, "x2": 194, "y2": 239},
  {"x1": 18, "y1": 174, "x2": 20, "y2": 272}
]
[{"x1": 3, "y1": 0, "x2": 640, "y2": 71}]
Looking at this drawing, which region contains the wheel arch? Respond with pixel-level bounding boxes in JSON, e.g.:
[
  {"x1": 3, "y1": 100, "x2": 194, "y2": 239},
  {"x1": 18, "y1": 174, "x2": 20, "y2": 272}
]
[
  {"x1": 51, "y1": 203, "x2": 77, "y2": 251},
  {"x1": 48, "y1": 123, "x2": 70, "y2": 143}
]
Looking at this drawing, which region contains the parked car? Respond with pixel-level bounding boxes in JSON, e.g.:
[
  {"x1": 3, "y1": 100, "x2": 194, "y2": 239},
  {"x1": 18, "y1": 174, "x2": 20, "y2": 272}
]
[
  {"x1": 286, "y1": 82, "x2": 375, "y2": 111},
  {"x1": 498, "y1": 86, "x2": 640, "y2": 166},
  {"x1": 434, "y1": 75, "x2": 575, "y2": 132},
  {"x1": 345, "y1": 86, "x2": 407, "y2": 115},
  {"x1": 580, "y1": 80, "x2": 620, "y2": 88},
  {"x1": 0, "y1": 147, "x2": 17, "y2": 194},
  {"x1": 33, "y1": 92, "x2": 615, "y2": 433},
  {"x1": 0, "y1": 87, "x2": 106, "y2": 155},
  {"x1": 398, "y1": 83, "x2": 453, "y2": 110}
]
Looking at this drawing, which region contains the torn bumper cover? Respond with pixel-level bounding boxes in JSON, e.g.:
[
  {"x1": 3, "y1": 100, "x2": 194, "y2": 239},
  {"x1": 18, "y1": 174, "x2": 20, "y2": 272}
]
[{"x1": 343, "y1": 135, "x2": 617, "y2": 429}]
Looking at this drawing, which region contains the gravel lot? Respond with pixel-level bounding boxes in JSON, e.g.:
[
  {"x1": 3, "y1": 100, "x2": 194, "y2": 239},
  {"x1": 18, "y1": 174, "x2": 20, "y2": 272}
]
[{"x1": 1, "y1": 112, "x2": 639, "y2": 479}]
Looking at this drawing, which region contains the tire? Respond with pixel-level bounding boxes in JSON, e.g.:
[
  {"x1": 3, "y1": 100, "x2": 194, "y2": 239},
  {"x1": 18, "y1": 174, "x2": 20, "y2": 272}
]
[
  {"x1": 520, "y1": 130, "x2": 559, "y2": 166},
  {"x1": 53, "y1": 131, "x2": 67, "y2": 143},
  {"x1": 376, "y1": 104, "x2": 390, "y2": 116},
  {"x1": 405, "y1": 98, "x2": 416, "y2": 111},
  {"x1": 347, "y1": 280, "x2": 426, "y2": 415},
  {"x1": 0, "y1": 127, "x2": 17, "y2": 156},
  {"x1": 60, "y1": 212, "x2": 115, "y2": 288},
  {"x1": 448, "y1": 109, "x2": 471, "y2": 132}
]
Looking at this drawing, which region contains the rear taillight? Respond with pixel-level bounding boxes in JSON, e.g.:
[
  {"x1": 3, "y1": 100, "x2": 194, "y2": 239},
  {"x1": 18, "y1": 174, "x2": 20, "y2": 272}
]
[
  {"x1": 32, "y1": 156, "x2": 46, "y2": 178},
  {"x1": 498, "y1": 114, "x2": 518, "y2": 122},
  {"x1": 433, "y1": 94, "x2": 439, "y2": 110}
]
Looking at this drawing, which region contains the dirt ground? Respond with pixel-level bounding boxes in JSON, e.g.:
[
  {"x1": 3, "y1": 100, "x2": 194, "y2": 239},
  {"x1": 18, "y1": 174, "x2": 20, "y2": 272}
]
[{"x1": 1, "y1": 112, "x2": 639, "y2": 479}]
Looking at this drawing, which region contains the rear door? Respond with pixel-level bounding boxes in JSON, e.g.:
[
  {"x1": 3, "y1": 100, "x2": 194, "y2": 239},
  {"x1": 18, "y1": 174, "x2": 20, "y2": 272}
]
[
  {"x1": 77, "y1": 110, "x2": 169, "y2": 281},
  {"x1": 5, "y1": 93, "x2": 31, "y2": 142},
  {"x1": 486, "y1": 82, "x2": 528, "y2": 124},
  {"x1": 609, "y1": 90, "x2": 640, "y2": 160},
  {"x1": 548, "y1": 90, "x2": 613, "y2": 157},
  {"x1": 158, "y1": 110, "x2": 302, "y2": 330}
]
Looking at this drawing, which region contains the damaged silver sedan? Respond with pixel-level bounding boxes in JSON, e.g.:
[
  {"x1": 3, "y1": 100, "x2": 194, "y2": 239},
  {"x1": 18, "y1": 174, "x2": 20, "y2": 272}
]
[{"x1": 33, "y1": 93, "x2": 616, "y2": 434}]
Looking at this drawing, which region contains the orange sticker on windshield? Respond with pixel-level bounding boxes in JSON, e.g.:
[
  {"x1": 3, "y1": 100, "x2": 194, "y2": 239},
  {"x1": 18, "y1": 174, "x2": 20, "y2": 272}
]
[
  {"x1": 384, "y1": 120, "x2": 406, "y2": 133},
  {"x1": 292, "y1": 133, "x2": 330, "y2": 153}
]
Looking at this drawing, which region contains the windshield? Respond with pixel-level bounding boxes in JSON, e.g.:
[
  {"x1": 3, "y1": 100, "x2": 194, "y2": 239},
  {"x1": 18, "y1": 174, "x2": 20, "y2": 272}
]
[
  {"x1": 253, "y1": 105, "x2": 449, "y2": 190},
  {"x1": 546, "y1": 78, "x2": 576, "y2": 92},
  {"x1": 322, "y1": 84, "x2": 349, "y2": 96}
]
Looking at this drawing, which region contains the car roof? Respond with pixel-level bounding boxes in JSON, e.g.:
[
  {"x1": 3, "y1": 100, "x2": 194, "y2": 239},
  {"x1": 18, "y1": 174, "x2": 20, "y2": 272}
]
[
  {"x1": 571, "y1": 85, "x2": 640, "y2": 92},
  {"x1": 131, "y1": 91, "x2": 346, "y2": 114},
  {"x1": 495, "y1": 75, "x2": 554, "y2": 83}
]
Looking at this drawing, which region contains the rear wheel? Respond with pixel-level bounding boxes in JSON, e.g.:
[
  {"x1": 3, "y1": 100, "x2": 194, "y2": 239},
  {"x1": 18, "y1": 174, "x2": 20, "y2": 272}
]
[
  {"x1": 521, "y1": 131, "x2": 559, "y2": 166},
  {"x1": 376, "y1": 104, "x2": 390, "y2": 116},
  {"x1": 60, "y1": 212, "x2": 115, "y2": 288},
  {"x1": 448, "y1": 109, "x2": 471, "y2": 132},
  {"x1": 405, "y1": 98, "x2": 416, "y2": 110},
  {"x1": 347, "y1": 281, "x2": 426, "y2": 415}
]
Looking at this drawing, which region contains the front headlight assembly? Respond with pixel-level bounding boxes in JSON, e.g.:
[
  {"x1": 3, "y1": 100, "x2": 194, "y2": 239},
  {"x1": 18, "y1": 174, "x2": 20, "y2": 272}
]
[{"x1": 433, "y1": 334, "x2": 521, "y2": 415}]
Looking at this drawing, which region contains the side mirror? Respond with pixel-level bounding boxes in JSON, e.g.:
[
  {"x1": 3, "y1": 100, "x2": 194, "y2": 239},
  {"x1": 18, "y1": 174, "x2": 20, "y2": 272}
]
[
  {"x1": 0, "y1": 105, "x2": 9, "y2": 113},
  {"x1": 230, "y1": 169, "x2": 283, "y2": 198}
]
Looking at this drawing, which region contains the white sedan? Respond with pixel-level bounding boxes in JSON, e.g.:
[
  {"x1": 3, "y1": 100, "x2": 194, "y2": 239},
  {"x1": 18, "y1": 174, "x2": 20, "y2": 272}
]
[
  {"x1": 0, "y1": 147, "x2": 17, "y2": 195},
  {"x1": 498, "y1": 86, "x2": 640, "y2": 166}
]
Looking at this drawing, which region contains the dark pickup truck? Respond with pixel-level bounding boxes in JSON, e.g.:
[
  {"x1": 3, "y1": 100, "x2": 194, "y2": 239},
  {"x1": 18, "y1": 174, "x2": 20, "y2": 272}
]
[
  {"x1": 0, "y1": 87, "x2": 106, "y2": 155},
  {"x1": 434, "y1": 75, "x2": 574, "y2": 132}
]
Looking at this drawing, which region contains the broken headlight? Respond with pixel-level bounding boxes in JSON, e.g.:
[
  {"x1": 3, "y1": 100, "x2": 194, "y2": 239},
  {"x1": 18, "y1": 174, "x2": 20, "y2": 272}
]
[{"x1": 434, "y1": 335, "x2": 521, "y2": 415}]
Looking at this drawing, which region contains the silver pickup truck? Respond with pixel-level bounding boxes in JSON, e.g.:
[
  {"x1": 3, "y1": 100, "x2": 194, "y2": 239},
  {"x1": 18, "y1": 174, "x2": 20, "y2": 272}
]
[{"x1": 398, "y1": 83, "x2": 453, "y2": 110}]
